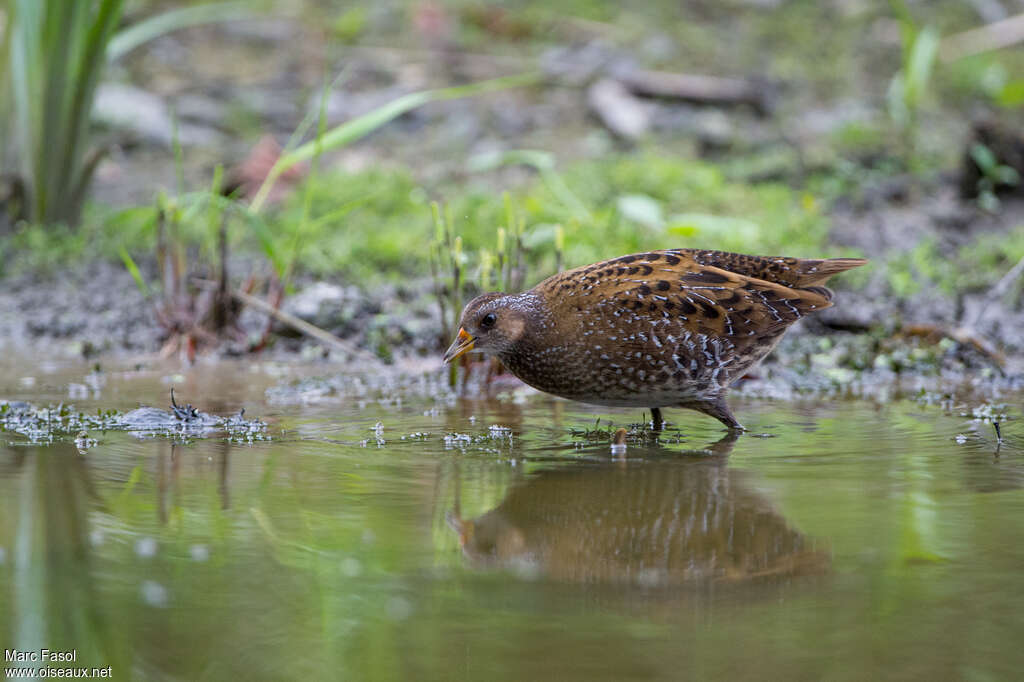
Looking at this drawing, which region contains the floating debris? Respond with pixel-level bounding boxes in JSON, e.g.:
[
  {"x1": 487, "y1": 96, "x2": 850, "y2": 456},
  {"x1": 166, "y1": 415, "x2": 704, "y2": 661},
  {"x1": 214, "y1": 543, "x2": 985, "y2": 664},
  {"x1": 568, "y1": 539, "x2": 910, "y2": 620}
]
[
  {"x1": 0, "y1": 401, "x2": 124, "y2": 444},
  {"x1": 967, "y1": 403, "x2": 1009, "y2": 443},
  {"x1": 488, "y1": 425, "x2": 513, "y2": 438},
  {"x1": 0, "y1": 392, "x2": 268, "y2": 445},
  {"x1": 74, "y1": 430, "x2": 97, "y2": 453},
  {"x1": 439, "y1": 426, "x2": 521, "y2": 453},
  {"x1": 442, "y1": 433, "x2": 473, "y2": 449},
  {"x1": 969, "y1": 403, "x2": 1008, "y2": 423},
  {"x1": 569, "y1": 416, "x2": 684, "y2": 446}
]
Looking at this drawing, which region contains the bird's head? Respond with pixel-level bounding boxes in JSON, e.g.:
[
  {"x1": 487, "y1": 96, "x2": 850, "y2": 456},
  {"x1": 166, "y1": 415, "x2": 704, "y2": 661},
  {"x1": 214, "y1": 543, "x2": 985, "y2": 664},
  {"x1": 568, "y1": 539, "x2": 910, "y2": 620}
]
[{"x1": 442, "y1": 292, "x2": 532, "y2": 364}]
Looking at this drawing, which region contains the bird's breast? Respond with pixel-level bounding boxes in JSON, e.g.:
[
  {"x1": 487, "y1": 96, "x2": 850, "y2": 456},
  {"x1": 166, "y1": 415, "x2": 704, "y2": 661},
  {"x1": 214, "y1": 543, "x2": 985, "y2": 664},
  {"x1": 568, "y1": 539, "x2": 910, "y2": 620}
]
[{"x1": 503, "y1": 322, "x2": 741, "y2": 406}]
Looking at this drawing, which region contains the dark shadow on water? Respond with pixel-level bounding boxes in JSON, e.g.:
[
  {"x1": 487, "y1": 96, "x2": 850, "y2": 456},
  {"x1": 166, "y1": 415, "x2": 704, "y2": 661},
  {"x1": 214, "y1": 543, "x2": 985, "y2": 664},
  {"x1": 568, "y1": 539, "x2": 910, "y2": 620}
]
[{"x1": 446, "y1": 435, "x2": 829, "y2": 586}]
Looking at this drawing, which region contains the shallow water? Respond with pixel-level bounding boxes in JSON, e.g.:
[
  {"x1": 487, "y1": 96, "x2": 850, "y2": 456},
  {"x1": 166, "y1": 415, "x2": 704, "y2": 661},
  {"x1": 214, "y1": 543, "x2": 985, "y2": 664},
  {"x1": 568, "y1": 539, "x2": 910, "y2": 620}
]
[{"x1": 0, "y1": 358, "x2": 1022, "y2": 681}]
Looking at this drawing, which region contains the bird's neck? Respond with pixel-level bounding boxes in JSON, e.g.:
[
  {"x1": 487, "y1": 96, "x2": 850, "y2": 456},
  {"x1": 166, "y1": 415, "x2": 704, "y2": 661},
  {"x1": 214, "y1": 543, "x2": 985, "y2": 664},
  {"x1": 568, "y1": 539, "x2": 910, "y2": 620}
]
[{"x1": 496, "y1": 292, "x2": 571, "y2": 391}]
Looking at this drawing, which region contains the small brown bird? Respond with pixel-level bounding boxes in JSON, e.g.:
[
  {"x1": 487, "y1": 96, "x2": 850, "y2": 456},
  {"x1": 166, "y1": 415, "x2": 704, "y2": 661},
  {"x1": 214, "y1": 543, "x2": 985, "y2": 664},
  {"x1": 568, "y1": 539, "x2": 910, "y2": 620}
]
[{"x1": 444, "y1": 248, "x2": 866, "y2": 431}]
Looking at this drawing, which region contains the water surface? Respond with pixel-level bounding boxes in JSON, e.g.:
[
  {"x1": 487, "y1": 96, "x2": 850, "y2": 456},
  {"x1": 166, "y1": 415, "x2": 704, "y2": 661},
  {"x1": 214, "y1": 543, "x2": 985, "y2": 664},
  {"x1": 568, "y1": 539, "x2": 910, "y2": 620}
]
[{"x1": 0, "y1": 358, "x2": 1021, "y2": 681}]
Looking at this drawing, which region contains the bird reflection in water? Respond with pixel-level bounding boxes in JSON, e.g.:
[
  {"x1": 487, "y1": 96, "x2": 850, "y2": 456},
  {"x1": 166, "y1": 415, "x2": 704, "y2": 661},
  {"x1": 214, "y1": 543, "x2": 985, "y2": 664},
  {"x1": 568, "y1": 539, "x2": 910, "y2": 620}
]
[{"x1": 447, "y1": 435, "x2": 829, "y2": 586}]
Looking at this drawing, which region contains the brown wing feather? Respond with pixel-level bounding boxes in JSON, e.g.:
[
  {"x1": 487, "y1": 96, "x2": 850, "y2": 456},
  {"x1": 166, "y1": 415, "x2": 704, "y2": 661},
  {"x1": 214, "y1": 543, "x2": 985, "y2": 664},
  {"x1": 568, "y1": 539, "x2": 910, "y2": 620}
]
[
  {"x1": 670, "y1": 249, "x2": 867, "y2": 290},
  {"x1": 536, "y1": 249, "x2": 842, "y2": 355}
]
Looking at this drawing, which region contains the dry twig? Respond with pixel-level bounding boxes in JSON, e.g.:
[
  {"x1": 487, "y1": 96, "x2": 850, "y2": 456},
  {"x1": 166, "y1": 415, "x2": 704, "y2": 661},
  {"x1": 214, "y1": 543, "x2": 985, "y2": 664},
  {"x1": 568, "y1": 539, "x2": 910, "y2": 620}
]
[
  {"x1": 231, "y1": 289, "x2": 383, "y2": 364},
  {"x1": 941, "y1": 13, "x2": 1024, "y2": 61}
]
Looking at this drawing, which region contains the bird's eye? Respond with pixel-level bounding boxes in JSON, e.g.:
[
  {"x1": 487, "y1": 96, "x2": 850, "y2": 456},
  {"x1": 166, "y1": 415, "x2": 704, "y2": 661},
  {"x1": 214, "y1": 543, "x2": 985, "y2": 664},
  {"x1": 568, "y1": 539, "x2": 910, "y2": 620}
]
[{"x1": 480, "y1": 312, "x2": 497, "y2": 329}]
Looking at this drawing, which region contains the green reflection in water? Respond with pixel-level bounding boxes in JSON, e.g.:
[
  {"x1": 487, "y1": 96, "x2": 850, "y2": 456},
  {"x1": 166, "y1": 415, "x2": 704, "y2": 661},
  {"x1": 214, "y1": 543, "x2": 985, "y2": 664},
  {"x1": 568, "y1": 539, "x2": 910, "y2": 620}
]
[
  {"x1": 6, "y1": 445, "x2": 127, "y2": 675},
  {"x1": 0, "y1": 391, "x2": 1021, "y2": 681}
]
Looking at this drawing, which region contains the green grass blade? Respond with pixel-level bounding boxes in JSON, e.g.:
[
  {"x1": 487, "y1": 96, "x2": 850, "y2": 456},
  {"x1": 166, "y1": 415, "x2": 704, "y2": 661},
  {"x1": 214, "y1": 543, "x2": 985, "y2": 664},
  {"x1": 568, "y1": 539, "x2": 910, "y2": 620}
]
[
  {"x1": 283, "y1": 75, "x2": 332, "y2": 284},
  {"x1": 106, "y1": 2, "x2": 251, "y2": 62},
  {"x1": 38, "y1": 2, "x2": 80, "y2": 220},
  {"x1": 249, "y1": 72, "x2": 541, "y2": 212},
  {"x1": 118, "y1": 246, "x2": 151, "y2": 298},
  {"x1": 306, "y1": 195, "x2": 373, "y2": 231},
  {"x1": 248, "y1": 213, "x2": 286, "y2": 276},
  {"x1": 9, "y1": 0, "x2": 45, "y2": 216},
  {"x1": 54, "y1": 0, "x2": 124, "y2": 224},
  {"x1": 905, "y1": 26, "x2": 939, "y2": 108},
  {"x1": 0, "y1": 1, "x2": 16, "y2": 168}
]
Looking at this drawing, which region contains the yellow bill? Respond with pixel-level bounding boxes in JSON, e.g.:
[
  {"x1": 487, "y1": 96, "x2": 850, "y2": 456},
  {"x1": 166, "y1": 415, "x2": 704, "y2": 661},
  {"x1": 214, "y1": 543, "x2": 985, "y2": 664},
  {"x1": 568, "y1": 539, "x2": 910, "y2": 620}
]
[{"x1": 442, "y1": 327, "x2": 475, "y2": 364}]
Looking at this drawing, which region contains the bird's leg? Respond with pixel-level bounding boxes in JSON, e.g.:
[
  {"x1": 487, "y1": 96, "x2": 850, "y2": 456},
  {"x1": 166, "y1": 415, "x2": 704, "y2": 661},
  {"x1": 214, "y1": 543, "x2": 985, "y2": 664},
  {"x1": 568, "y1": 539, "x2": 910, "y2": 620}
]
[
  {"x1": 686, "y1": 397, "x2": 745, "y2": 433},
  {"x1": 650, "y1": 407, "x2": 664, "y2": 431}
]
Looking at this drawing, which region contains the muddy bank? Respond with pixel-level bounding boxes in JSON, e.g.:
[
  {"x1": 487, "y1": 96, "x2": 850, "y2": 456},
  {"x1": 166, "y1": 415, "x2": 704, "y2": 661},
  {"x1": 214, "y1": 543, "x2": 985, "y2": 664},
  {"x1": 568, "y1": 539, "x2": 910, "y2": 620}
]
[{"x1": 0, "y1": 259, "x2": 439, "y2": 362}]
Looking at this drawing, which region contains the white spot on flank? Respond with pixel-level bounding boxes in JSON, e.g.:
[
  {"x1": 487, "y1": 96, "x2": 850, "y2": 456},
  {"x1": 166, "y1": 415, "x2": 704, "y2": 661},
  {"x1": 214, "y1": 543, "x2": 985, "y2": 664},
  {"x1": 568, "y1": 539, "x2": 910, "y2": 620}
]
[{"x1": 672, "y1": 353, "x2": 686, "y2": 372}]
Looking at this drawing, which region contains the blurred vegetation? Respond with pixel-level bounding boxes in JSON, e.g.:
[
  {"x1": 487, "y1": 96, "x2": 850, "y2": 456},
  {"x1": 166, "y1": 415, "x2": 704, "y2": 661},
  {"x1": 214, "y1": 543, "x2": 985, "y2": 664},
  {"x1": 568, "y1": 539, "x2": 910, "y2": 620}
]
[
  {"x1": 0, "y1": 0, "x2": 1022, "y2": 344},
  {"x1": 887, "y1": 225, "x2": 1024, "y2": 298},
  {"x1": 286, "y1": 153, "x2": 834, "y2": 283},
  {"x1": 0, "y1": 0, "x2": 245, "y2": 226},
  {"x1": 0, "y1": 152, "x2": 834, "y2": 283},
  {"x1": 1, "y1": 0, "x2": 127, "y2": 226}
]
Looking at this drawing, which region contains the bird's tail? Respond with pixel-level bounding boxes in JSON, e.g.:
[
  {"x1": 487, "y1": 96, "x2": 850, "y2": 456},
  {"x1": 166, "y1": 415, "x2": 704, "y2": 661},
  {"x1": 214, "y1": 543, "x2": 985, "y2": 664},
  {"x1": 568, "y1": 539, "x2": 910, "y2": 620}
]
[{"x1": 792, "y1": 258, "x2": 868, "y2": 287}]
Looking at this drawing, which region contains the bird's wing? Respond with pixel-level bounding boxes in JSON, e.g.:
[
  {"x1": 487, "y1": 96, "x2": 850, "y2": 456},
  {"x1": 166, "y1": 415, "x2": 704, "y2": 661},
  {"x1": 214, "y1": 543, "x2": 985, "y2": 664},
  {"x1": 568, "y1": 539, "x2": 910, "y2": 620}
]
[
  {"x1": 667, "y1": 248, "x2": 867, "y2": 289},
  {"x1": 537, "y1": 250, "x2": 832, "y2": 351}
]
